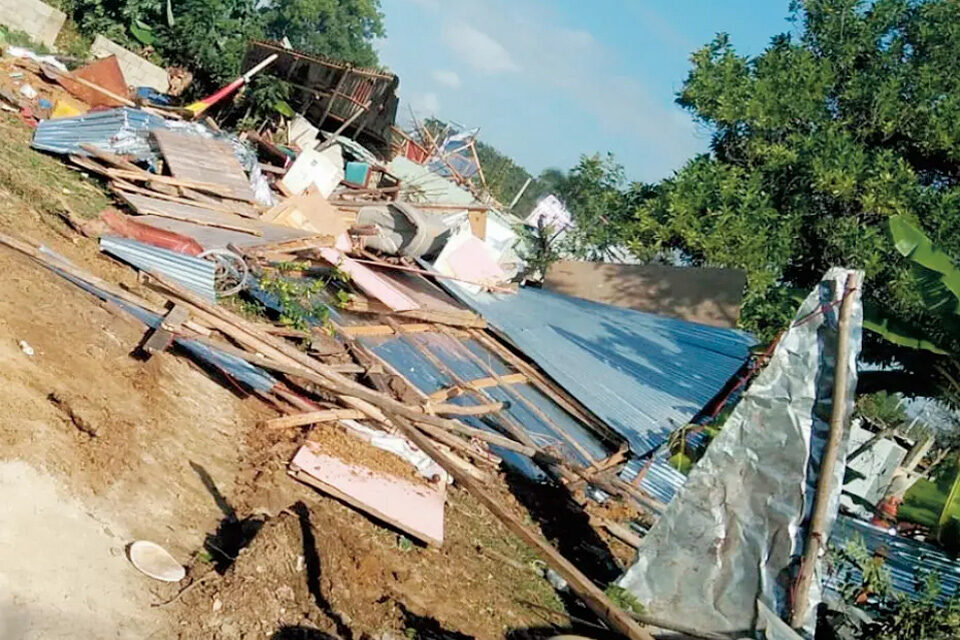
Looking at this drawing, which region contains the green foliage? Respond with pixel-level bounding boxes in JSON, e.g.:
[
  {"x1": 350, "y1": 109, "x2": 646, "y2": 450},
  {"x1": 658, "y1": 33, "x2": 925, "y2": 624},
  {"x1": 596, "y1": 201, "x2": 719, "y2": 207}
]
[
  {"x1": 514, "y1": 221, "x2": 561, "y2": 283},
  {"x1": 554, "y1": 154, "x2": 638, "y2": 261},
  {"x1": 0, "y1": 24, "x2": 51, "y2": 52},
  {"x1": 874, "y1": 575, "x2": 960, "y2": 640},
  {"x1": 831, "y1": 537, "x2": 960, "y2": 639},
  {"x1": 604, "y1": 585, "x2": 645, "y2": 617},
  {"x1": 57, "y1": 0, "x2": 384, "y2": 94},
  {"x1": 258, "y1": 273, "x2": 331, "y2": 331},
  {"x1": 260, "y1": 0, "x2": 383, "y2": 69},
  {"x1": 835, "y1": 536, "x2": 892, "y2": 602},
  {"x1": 555, "y1": 0, "x2": 960, "y2": 400},
  {"x1": 857, "y1": 391, "x2": 907, "y2": 427}
]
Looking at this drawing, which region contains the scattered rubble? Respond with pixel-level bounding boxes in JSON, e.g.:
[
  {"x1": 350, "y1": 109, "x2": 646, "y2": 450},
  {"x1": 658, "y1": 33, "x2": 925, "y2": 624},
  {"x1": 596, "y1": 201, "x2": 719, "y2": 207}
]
[{"x1": 0, "y1": 30, "x2": 954, "y2": 640}]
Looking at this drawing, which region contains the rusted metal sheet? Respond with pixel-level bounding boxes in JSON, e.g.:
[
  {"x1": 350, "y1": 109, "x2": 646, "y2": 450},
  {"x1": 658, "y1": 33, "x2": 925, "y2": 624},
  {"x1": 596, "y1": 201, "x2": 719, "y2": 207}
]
[
  {"x1": 57, "y1": 55, "x2": 128, "y2": 107},
  {"x1": 543, "y1": 261, "x2": 747, "y2": 329}
]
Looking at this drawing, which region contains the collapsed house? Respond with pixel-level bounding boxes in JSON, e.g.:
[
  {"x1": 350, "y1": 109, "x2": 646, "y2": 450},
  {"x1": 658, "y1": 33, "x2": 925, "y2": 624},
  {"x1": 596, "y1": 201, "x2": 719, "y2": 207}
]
[{"x1": 3, "y1": 33, "x2": 959, "y2": 640}]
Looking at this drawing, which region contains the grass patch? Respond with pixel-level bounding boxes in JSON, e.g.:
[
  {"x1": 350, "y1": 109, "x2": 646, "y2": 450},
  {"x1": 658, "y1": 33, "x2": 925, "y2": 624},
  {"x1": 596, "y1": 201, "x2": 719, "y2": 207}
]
[
  {"x1": 54, "y1": 19, "x2": 92, "y2": 59},
  {"x1": 0, "y1": 25, "x2": 50, "y2": 53},
  {"x1": 0, "y1": 114, "x2": 109, "y2": 228},
  {"x1": 900, "y1": 461, "x2": 960, "y2": 529}
]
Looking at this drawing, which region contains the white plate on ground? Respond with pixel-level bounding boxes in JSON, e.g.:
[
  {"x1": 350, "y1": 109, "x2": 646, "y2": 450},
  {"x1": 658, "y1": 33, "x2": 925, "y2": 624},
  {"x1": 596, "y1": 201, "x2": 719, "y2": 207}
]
[{"x1": 128, "y1": 540, "x2": 185, "y2": 582}]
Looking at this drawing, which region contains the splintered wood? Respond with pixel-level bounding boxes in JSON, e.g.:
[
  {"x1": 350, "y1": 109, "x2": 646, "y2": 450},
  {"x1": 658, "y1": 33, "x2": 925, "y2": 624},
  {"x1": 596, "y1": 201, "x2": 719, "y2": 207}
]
[{"x1": 152, "y1": 129, "x2": 257, "y2": 203}]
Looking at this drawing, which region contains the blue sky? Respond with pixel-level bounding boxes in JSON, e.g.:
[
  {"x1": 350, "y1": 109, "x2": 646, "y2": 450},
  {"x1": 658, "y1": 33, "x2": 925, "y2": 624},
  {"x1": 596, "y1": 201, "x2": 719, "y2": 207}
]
[{"x1": 377, "y1": 0, "x2": 796, "y2": 183}]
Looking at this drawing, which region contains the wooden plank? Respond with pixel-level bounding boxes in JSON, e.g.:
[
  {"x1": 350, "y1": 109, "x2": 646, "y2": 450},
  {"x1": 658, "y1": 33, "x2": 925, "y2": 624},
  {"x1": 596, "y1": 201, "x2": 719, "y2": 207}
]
[
  {"x1": 115, "y1": 191, "x2": 262, "y2": 236},
  {"x1": 153, "y1": 129, "x2": 256, "y2": 203},
  {"x1": 238, "y1": 234, "x2": 336, "y2": 255},
  {"x1": 68, "y1": 154, "x2": 111, "y2": 177},
  {"x1": 425, "y1": 401, "x2": 505, "y2": 417},
  {"x1": 106, "y1": 168, "x2": 235, "y2": 198},
  {"x1": 265, "y1": 409, "x2": 366, "y2": 429},
  {"x1": 340, "y1": 323, "x2": 438, "y2": 337},
  {"x1": 80, "y1": 144, "x2": 141, "y2": 172},
  {"x1": 114, "y1": 181, "x2": 257, "y2": 218},
  {"x1": 290, "y1": 445, "x2": 445, "y2": 547},
  {"x1": 427, "y1": 373, "x2": 528, "y2": 401},
  {"x1": 343, "y1": 297, "x2": 486, "y2": 329},
  {"x1": 142, "y1": 304, "x2": 190, "y2": 356}
]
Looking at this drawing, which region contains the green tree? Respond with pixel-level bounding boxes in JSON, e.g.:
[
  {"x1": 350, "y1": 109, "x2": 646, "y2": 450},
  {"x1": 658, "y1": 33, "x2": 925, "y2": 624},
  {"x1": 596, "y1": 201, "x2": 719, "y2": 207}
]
[
  {"x1": 621, "y1": 0, "x2": 960, "y2": 397},
  {"x1": 261, "y1": 0, "x2": 383, "y2": 68},
  {"x1": 558, "y1": 154, "x2": 654, "y2": 262},
  {"x1": 58, "y1": 0, "x2": 384, "y2": 93}
]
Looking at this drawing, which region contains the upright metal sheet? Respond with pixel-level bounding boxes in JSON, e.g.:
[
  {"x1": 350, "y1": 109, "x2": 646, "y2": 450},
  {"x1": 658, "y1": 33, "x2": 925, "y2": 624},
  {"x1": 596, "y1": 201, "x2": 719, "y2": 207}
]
[
  {"x1": 440, "y1": 283, "x2": 756, "y2": 455},
  {"x1": 617, "y1": 268, "x2": 863, "y2": 635}
]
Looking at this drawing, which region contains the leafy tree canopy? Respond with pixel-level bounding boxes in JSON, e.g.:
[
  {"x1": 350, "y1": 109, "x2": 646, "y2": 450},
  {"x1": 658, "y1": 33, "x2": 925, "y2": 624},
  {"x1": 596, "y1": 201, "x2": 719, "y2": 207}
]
[
  {"x1": 57, "y1": 0, "x2": 384, "y2": 91},
  {"x1": 583, "y1": 0, "x2": 960, "y2": 398}
]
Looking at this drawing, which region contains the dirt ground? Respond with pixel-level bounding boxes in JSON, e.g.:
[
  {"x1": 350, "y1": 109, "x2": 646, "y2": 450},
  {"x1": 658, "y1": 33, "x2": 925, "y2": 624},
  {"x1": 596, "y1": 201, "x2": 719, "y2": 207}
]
[{"x1": 0, "y1": 112, "x2": 611, "y2": 639}]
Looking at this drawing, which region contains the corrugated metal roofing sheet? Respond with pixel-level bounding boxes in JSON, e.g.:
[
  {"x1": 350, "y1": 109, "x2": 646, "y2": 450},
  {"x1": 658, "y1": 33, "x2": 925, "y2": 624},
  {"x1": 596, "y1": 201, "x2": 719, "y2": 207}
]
[
  {"x1": 361, "y1": 331, "x2": 615, "y2": 474},
  {"x1": 826, "y1": 515, "x2": 960, "y2": 605},
  {"x1": 32, "y1": 107, "x2": 165, "y2": 160},
  {"x1": 99, "y1": 236, "x2": 217, "y2": 301},
  {"x1": 441, "y1": 285, "x2": 756, "y2": 455}
]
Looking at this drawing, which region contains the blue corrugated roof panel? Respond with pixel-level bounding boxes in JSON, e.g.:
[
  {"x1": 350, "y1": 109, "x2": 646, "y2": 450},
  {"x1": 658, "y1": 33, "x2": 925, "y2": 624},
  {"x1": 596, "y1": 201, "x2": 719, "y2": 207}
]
[
  {"x1": 441, "y1": 285, "x2": 756, "y2": 455},
  {"x1": 826, "y1": 515, "x2": 960, "y2": 605},
  {"x1": 359, "y1": 331, "x2": 615, "y2": 474}
]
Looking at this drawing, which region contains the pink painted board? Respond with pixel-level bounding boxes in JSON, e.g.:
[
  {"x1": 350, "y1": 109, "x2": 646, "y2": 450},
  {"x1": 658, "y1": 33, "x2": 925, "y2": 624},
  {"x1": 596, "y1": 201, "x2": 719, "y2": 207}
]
[
  {"x1": 444, "y1": 235, "x2": 505, "y2": 283},
  {"x1": 290, "y1": 445, "x2": 445, "y2": 546},
  {"x1": 318, "y1": 247, "x2": 420, "y2": 311}
]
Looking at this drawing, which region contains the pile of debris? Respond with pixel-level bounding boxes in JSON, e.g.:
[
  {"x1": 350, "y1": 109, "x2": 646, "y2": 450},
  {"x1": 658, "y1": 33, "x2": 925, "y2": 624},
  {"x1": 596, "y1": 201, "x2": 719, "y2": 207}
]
[
  {"x1": 0, "y1": 38, "x2": 664, "y2": 640},
  {"x1": 6, "y1": 35, "x2": 950, "y2": 640}
]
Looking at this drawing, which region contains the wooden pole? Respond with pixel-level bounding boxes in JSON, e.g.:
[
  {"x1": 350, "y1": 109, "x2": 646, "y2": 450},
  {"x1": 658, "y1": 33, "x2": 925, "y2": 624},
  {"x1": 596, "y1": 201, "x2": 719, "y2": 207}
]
[
  {"x1": 790, "y1": 272, "x2": 859, "y2": 629},
  {"x1": 315, "y1": 101, "x2": 373, "y2": 152}
]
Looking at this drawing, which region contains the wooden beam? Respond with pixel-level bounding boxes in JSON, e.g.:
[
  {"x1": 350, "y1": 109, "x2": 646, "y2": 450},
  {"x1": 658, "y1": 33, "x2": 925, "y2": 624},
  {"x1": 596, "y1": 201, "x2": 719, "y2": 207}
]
[
  {"x1": 339, "y1": 323, "x2": 436, "y2": 337},
  {"x1": 105, "y1": 168, "x2": 235, "y2": 198},
  {"x1": 790, "y1": 273, "x2": 860, "y2": 628},
  {"x1": 141, "y1": 304, "x2": 190, "y2": 356},
  {"x1": 265, "y1": 409, "x2": 366, "y2": 429},
  {"x1": 113, "y1": 180, "x2": 259, "y2": 219},
  {"x1": 428, "y1": 372, "x2": 528, "y2": 401},
  {"x1": 425, "y1": 401, "x2": 505, "y2": 417}
]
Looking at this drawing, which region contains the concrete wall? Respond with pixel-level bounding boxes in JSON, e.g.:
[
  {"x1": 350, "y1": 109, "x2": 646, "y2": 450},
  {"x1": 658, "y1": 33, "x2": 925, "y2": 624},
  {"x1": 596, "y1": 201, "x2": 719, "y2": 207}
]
[
  {"x1": 841, "y1": 422, "x2": 908, "y2": 517},
  {"x1": 91, "y1": 35, "x2": 168, "y2": 93},
  {"x1": 0, "y1": 0, "x2": 65, "y2": 48}
]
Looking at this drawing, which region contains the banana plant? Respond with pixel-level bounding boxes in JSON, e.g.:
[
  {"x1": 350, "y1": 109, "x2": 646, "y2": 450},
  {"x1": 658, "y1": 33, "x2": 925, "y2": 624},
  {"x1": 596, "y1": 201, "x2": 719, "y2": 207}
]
[{"x1": 861, "y1": 215, "x2": 960, "y2": 355}]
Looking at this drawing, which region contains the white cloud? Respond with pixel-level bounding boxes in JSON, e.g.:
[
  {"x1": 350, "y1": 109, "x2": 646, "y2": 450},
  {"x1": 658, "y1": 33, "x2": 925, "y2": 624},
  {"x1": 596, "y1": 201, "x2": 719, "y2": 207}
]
[
  {"x1": 383, "y1": 0, "x2": 702, "y2": 178},
  {"x1": 441, "y1": 22, "x2": 520, "y2": 74},
  {"x1": 431, "y1": 69, "x2": 461, "y2": 88},
  {"x1": 407, "y1": 91, "x2": 441, "y2": 116}
]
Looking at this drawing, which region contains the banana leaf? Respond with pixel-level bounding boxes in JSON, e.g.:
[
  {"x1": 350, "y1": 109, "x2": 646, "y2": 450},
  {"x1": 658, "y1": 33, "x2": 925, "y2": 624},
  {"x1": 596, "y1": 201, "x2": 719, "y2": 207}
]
[
  {"x1": 889, "y1": 215, "x2": 960, "y2": 316},
  {"x1": 862, "y1": 301, "x2": 949, "y2": 354}
]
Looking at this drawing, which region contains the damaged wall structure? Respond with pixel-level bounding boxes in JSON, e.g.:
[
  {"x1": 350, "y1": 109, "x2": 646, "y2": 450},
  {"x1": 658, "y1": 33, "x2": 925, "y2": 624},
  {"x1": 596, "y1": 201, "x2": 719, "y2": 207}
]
[{"x1": 0, "y1": 0, "x2": 65, "y2": 48}]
